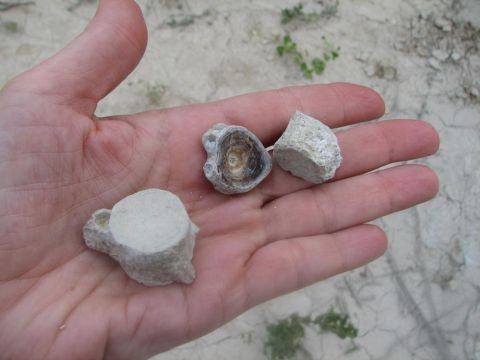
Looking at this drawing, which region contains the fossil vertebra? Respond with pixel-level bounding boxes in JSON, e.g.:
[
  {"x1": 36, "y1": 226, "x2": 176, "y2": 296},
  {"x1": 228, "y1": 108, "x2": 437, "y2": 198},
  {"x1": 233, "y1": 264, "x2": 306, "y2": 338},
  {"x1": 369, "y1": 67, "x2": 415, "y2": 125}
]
[
  {"x1": 202, "y1": 124, "x2": 272, "y2": 194},
  {"x1": 83, "y1": 189, "x2": 198, "y2": 286},
  {"x1": 273, "y1": 111, "x2": 342, "y2": 184}
]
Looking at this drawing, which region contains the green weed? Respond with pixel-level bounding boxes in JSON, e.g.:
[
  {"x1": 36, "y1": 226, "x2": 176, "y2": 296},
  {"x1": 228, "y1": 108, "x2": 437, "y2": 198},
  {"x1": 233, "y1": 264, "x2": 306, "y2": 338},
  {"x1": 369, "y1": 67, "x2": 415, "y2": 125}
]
[
  {"x1": 166, "y1": 10, "x2": 211, "y2": 28},
  {"x1": 320, "y1": 1, "x2": 339, "y2": 19},
  {"x1": 281, "y1": 4, "x2": 304, "y2": 24},
  {"x1": 146, "y1": 83, "x2": 166, "y2": 107},
  {"x1": 167, "y1": 16, "x2": 195, "y2": 28},
  {"x1": 281, "y1": 3, "x2": 320, "y2": 25},
  {"x1": 3, "y1": 21, "x2": 18, "y2": 33},
  {"x1": 264, "y1": 314, "x2": 306, "y2": 360},
  {"x1": 276, "y1": 35, "x2": 340, "y2": 79},
  {"x1": 312, "y1": 308, "x2": 359, "y2": 339},
  {"x1": 0, "y1": 1, "x2": 33, "y2": 12},
  {"x1": 281, "y1": 2, "x2": 338, "y2": 25},
  {"x1": 264, "y1": 310, "x2": 358, "y2": 360}
]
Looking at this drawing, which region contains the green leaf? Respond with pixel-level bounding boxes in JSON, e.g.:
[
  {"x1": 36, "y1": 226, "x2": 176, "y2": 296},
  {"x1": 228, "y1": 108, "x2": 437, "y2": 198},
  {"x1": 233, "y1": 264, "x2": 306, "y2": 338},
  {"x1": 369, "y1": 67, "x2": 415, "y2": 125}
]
[
  {"x1": 299, "y1": 63, "x2": 313, "y2": 79},
  {"x1": 282, "y1": 35, "x2": 297, "y2": 53},
  {"x1": 312, "y1": 58, "x2": 326, "y2": 75}
]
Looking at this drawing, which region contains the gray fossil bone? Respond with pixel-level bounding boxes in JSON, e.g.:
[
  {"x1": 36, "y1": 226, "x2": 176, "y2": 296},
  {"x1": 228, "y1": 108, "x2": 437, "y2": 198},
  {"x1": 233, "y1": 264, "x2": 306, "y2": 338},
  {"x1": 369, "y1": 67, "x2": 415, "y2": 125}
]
[
  {"x1": 202, "y1": 124, "x2": 272, "y2": 194},
  {"x1": 83, "y1": 189, "x2": 198, "y2": 286},
  {"x1": 273, "y1": 111, "x2": 342, "y2": 184}
]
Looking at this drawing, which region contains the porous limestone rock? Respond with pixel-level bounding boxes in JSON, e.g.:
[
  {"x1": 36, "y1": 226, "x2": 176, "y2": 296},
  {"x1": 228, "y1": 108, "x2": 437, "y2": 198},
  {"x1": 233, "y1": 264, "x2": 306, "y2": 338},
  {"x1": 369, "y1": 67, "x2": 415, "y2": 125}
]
[
  {"x1": 273, "y1": 111, "x2": 342, "y2": 184},
  {"x1": 202, "y1": 123, "x2": 272, "y2": 194},
  {"x1": 83, "y1": 189, "x2": 198, "y2": 286}
]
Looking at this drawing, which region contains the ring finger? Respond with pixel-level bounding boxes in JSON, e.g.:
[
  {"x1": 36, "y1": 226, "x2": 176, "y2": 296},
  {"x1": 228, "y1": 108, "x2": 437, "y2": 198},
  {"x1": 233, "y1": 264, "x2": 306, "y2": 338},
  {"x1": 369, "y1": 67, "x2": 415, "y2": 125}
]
[{"x1": 261, "y1": 164, "x2": 439, "y2": 244}]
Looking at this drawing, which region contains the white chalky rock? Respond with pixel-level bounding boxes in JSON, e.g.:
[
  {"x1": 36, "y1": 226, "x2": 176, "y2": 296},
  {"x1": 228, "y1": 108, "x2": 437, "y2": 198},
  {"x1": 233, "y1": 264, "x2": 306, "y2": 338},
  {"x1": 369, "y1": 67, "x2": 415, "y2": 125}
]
[
  {"x1": 83, "y1": 189, "x2": 198, "y2": 286},
  {"x1": 273, "y1": 111, "x2": 342, "y2": 184}
]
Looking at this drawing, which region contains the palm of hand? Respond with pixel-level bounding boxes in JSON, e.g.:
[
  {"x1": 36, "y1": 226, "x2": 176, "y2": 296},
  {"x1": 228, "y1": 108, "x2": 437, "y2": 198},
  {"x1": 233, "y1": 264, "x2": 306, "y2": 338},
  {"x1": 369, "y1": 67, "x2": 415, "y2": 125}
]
[{"x1": 0, "y1": 1, "x2": 439, "y2": 359}]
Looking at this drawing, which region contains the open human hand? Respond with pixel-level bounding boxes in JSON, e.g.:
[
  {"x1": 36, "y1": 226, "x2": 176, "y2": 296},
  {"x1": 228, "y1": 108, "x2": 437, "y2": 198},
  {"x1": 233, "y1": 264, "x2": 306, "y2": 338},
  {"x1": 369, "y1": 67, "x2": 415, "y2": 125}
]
[{"x1": 0, "y1": 1, "x2": 439, "y2": 359}]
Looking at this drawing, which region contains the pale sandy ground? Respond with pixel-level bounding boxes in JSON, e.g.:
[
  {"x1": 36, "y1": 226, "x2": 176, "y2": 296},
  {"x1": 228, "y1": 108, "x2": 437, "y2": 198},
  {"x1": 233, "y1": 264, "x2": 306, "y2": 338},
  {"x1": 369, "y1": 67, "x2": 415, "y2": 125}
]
[{"x1": 1, "y1": 0, "x2": 479, "y2": 359}]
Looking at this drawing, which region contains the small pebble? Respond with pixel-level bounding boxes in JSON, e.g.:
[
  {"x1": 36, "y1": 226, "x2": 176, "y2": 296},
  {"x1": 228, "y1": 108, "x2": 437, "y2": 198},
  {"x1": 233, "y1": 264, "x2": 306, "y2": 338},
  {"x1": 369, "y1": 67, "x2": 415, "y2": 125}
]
[{"x1": 428, "y1": 58, "x2": 442, "y2": 70}]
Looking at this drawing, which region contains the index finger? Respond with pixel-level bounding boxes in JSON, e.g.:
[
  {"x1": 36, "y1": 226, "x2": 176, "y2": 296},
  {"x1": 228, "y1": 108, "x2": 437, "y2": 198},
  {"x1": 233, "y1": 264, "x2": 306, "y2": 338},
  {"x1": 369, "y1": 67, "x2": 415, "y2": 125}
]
[
  {"x1": 126, "y1": 83, "x2": 385, "y2": 192},
  {"x1": 213, "y1": 82, "x2": 385, "y2": 145}
]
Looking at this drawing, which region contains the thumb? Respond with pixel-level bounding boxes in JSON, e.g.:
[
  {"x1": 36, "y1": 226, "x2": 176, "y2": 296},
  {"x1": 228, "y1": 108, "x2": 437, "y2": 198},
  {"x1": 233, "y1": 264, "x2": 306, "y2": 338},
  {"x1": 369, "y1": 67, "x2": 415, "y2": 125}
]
[{"x1": 11, "y1": 0, "x2": 148, "y2": 114}]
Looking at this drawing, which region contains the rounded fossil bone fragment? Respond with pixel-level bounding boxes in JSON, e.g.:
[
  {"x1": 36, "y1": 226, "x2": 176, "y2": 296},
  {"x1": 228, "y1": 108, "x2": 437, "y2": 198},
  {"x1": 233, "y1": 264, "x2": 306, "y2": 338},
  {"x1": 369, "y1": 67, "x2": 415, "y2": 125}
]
[
  {"x1": 83, "y1": 189, "x2": 198, "y2": 286},
  {"x1": 202, "y1": 124, "x2": 272, "y2": 194},
  {"x1": 273, "y1": 111, "x2": 342, "y2": 184}
]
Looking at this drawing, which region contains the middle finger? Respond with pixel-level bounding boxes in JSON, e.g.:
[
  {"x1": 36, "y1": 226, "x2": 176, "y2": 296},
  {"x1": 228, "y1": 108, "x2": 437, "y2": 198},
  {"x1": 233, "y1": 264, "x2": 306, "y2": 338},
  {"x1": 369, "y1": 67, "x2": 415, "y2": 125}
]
[{"x1": 258, "y1": 119, "x2": 439, "y2": 200}]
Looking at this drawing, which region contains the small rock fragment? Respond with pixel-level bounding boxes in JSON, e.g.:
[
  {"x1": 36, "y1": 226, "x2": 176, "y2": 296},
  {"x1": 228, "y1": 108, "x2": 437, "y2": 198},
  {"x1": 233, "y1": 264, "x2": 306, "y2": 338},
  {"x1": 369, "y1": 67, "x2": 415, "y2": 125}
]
[
  {"x1": 432, "y1": 49, "x2": 449, "y2": 62},
  {"x1": 428, "y1": 58, "x2": 442, "y2": 70},
  {"x1": 354, "y1": 51, "x2": 370, "y2": 62},
  {"x1": 451, "y1": 52, "x2": 462, "y2": 62},
  {"x1": 83, "y1": 189, "x2": 198, "y2": 286},
  {"x1": 273, "y1": 111, "x2": 342, "y2": 184},
  {"x1": 382, "y1": 65, "x2": 398, "y2": 80},
  {"x1": 434, "y1": 17, "x2": 453, "y2": 32},
  {"x1": 364, "y1": 64, "x2": 376, "y2": 77},
  {"x1": 470, "y1": 87, "x2": 479, "y2": 98},
  {"x1": 202, "y1": 124, "x2": 272, "y2": 194}
]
